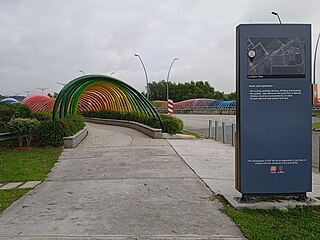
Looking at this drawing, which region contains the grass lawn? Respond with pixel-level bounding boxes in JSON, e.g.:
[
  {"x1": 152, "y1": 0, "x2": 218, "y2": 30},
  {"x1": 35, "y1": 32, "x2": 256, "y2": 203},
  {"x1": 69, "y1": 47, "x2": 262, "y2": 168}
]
[
  {"x1": 0, "y1": 188, "x2": 30, "y2": 213},
  {"x1": 312, "y1": 122, "x2": 320, "y2": 129},
  {"x1": 0, "y1": 147, "x2": 62, "y2": 214},
  {"x1": 0, "y1": 147, "x2": 62, "y2": 183},
  {"x1": 181, "y1": 129, "x2": 204, "y2": 138},
  {"x1": 223, "y1": 205, "x2": 320, "y2": 240}
]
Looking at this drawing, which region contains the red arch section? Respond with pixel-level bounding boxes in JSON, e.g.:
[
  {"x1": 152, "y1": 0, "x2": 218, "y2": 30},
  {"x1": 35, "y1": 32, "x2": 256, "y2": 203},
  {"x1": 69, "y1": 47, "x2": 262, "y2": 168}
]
[{"x1": 22, "y1": 94, "x2": 55, "y2": 113}]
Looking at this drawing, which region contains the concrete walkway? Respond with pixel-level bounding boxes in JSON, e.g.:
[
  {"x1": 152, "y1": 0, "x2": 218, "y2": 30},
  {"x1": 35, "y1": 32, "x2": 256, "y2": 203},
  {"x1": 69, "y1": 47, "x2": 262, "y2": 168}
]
[
  {"x1": 169, "y1": 139, "x2": 320, "y2": 209},
  {"x1": 0, "y1": 123, "x2": 244, "y2": 240}
]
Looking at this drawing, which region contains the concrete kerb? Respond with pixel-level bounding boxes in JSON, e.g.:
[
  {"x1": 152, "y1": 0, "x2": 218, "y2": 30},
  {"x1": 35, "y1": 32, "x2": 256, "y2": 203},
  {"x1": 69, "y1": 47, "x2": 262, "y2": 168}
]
[
  {"x1": 85, "y1": 117, "x2": 163, "y2": 139},
  {"x1": 63, "y1": 125, "x2": 88, "y2": 148},
  {"x1": 85, "y1": 117, "x2": 196, "y2": 140}
]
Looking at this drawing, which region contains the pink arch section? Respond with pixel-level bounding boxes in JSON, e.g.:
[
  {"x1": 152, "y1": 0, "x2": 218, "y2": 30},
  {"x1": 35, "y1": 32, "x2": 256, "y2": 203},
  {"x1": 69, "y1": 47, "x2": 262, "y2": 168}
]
[{"x1": 22, "y1": 94, "x2": 55, "y2": 113}]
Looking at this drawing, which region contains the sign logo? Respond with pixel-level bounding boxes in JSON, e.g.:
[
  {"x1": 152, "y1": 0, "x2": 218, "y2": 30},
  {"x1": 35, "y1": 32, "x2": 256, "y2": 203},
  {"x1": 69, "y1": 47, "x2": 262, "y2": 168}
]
[
  {"x1": 278, "y1": 165, "x2": 285, "y2": 173},
  {"x1": 270, "y1": 166, "x2": 277, "y2": 173}
]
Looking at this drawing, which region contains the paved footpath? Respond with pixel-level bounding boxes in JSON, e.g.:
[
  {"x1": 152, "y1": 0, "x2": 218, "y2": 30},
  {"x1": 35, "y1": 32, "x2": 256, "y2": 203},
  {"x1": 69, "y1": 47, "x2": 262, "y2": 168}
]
[{"x1": 0, "y1": 123, "x2": 244, "y2": 240}]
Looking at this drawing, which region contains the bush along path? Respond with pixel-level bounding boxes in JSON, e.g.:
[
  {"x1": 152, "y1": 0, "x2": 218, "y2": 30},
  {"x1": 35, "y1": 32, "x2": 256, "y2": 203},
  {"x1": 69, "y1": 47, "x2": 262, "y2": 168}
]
[
  {"x1": 82, "y1": 110, "x2": 184, "y2": 134},
  {"x1": 0, "y1": 102, "x2": 86, "y2": 147}
]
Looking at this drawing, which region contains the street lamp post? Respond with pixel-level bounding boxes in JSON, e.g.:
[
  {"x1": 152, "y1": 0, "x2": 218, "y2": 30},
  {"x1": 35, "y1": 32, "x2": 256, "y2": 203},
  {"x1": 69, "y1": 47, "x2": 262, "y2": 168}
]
[
  {"x1": 79, "y1": 70, "x2": 85, "y2": 75},
  {"x1": 312, "y1": 33, "x2": 320, "y2": 105},
  {"x1": 57, "y1": 82, "x2": 66, "y2": 86},
  {"x1": 271, "y1": 11, "x2": 282, "y2": 24},
  {"x1": 134, "y1": 54, "x2": 149, "y2": 100},
  {"x1": 314, "y1": 33, "x2": 320, "y2": 84},
  {"x1": 24, "y1": 90, "x2": 32, "y2": 96},
  {"x1": 166, "y1": 58, "x2": 179, "y2": 101},
  {"x1": 37, "y1": 87, "x2": 48, "y2": 94},
  {"x1": 110, "y1": 72, "x2": 115, "y2": 77}
]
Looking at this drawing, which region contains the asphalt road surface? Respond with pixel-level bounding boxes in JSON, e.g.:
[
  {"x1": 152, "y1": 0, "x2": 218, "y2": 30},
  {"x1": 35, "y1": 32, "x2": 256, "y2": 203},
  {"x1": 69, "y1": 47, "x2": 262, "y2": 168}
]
[{"x1": 174, "y1": 114, "x2": 235, "y2": 143}]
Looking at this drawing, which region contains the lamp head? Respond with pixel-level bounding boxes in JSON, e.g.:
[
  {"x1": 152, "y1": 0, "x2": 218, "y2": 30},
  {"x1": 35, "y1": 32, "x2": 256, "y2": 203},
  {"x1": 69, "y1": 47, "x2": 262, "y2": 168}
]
[
  {"x1": 134, "y1": 54, "x2": 139, "y2": 57},
  {"x1": 271, "y1": 11, "x2": 278, "y2": 15}
]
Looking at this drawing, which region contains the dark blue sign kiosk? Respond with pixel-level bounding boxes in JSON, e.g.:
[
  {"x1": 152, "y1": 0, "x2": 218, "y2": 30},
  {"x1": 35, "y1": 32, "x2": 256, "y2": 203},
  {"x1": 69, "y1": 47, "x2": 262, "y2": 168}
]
[{"x1": 236, "y1": 24, "x2": 312, "y2": 200}]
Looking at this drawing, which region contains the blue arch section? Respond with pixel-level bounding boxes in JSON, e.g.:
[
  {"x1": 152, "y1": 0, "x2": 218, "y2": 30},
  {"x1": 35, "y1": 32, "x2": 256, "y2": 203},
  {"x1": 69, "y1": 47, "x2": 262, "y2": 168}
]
[{"x1": 1, "y1": 98, "x2": 19, "y2": 104}]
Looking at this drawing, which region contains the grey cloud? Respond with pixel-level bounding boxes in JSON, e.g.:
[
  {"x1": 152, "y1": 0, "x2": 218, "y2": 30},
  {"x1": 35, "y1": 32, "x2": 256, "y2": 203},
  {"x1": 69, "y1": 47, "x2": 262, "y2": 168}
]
[{"x1": 0, "y1": 0, "x2": 319, "y2": 96}]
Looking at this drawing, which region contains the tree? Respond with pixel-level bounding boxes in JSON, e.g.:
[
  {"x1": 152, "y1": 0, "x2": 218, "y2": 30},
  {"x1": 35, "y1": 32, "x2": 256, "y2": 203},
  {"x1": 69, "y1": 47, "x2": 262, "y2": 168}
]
[
  {"x1": 146, "y1": 80, "x2": 232, "y2": 102},
  {"x1": 226, "y1": 92, "x2": 236, "y2": 101}
]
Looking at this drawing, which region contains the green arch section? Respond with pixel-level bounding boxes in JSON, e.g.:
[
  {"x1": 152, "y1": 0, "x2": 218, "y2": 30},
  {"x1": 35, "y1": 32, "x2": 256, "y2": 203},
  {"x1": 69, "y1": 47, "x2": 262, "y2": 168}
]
[{"x1": 52, "y1": 74, "x2": 162, "y2": 126}]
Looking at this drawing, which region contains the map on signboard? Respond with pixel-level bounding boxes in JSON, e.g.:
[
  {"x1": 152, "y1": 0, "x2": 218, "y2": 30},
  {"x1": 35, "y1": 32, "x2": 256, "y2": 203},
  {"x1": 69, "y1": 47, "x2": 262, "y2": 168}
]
[{"x1": 247, "y1": 37, "x2": 306, "y2": 79}]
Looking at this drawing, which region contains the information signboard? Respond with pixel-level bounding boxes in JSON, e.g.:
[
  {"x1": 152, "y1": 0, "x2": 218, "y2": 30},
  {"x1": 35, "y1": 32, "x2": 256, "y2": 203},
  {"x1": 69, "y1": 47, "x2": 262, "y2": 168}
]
[{"x1": 236, "y1": 24, "x2": 312, "y2": 197}]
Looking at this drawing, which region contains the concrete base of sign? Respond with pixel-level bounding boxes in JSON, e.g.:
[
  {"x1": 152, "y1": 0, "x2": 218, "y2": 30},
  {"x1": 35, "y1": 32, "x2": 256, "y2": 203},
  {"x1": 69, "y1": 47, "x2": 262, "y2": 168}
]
[{"x1": 168, "y1": 138, "x2": 320, "y2": 209}]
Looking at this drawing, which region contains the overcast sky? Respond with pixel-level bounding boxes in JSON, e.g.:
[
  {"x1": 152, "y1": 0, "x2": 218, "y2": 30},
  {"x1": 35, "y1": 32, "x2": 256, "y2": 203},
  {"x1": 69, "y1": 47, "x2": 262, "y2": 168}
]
[{"x1": 1, "y1": 0, "x2": 320, "y2": 96}]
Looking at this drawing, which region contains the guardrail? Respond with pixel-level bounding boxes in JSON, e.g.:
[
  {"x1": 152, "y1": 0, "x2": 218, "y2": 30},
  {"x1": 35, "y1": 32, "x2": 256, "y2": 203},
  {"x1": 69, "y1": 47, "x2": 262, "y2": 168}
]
[
  {"x1": 0, "y1": 133, "x2": 17, "y2": 142},
  {"x1": 155, "y1": 107, "x2": 236, "y2": 115}
]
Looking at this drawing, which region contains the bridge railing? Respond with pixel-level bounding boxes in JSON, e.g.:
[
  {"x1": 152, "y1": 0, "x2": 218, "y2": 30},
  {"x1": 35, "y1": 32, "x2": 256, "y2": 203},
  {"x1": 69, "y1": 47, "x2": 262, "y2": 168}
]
[{"x1": 154, "y1": 107, "x2": 236, "y2": 115}]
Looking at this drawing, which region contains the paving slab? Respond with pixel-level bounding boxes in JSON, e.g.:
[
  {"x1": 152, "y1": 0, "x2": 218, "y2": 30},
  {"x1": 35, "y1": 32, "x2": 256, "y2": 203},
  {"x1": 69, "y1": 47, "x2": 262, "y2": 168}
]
[
  {"x1": 0, "y1": 182, "x2": 24, "y2": 190},
  {"x1": 0, "y1": 123, "x2": 244, "y2": 239},
  {"x1": 60, "y1": 145, "x2": 177, "y2": 160},
  {"x1": 49, "y1": 155, "x2": 194, "y2": 181},
  {"x1": 0, "y1": 179, "x2": 239, "y2": 237},
  {"x1": 18, "y1": 181, "x2": 42, "y2": 189},
  {"x1": 169, "y1": 139, "x2": 320, "y2": 209}
]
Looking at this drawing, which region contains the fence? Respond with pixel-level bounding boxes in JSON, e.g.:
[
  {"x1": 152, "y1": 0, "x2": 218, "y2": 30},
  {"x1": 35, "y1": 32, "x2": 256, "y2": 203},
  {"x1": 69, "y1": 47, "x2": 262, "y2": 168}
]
[{"x1": 155, "y1": 107, "x2": 236, "y2": 115}]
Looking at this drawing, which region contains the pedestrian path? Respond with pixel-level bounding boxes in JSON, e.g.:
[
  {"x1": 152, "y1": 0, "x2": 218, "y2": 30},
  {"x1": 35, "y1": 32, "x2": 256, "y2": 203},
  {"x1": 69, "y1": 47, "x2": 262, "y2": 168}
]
[
  {"x1": 0, "y1": 181, "x2": 41, "y2": 190},
  {"x1": 0, "y1": 123, "x2": 245, "y2": 240},
  {"x1": 168, "y1": 139, "x2": 320, "y2": 209}
]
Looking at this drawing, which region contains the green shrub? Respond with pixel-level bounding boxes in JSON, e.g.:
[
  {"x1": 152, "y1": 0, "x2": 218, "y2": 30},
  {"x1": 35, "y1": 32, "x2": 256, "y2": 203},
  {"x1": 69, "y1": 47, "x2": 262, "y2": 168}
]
[
  {"x1": 0, "y1": 103, "x2": 32, "y2": 134},
  {"x1": 0, "y1": 121, "x2": 6, "y2": 133},
  {"x1": 82, "y1": 110, "x2": 184, "y2": 134},
  {"x1": 38, "y1": 114, "x2": 85, "y2": 147},
  {"x1": 7, "y1": 118, "x2": 40, "y2": 146},
  {"x1": 38, "y1": 120, "x2": 66, "y2": 147},
  {"x1": 160, "y1": 114, "x2": 184, "y2": 134},
  {"x1": 0, "y1": 103, "x2": 32, "y2": 124},
  {"x1": 61, "y1": 114, "x2": 85, "y2": 136},
  {"x1": 31, "y1": 112, "x2": 51, "y2": 121}
]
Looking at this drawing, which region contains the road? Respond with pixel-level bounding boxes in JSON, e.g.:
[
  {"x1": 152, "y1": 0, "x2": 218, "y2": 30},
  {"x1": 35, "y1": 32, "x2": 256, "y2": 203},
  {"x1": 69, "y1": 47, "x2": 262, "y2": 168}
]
[{"x1": 174, "y1": 114, "x2": 235, "y2": 142}]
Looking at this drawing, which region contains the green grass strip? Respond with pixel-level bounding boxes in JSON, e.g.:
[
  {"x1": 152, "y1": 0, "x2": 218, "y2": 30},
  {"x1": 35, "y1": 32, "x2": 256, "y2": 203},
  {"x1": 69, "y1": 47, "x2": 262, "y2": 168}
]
[
  {"x1": 312, "y1": 122, "x2": 320, "y2": 129},
  {"x1": 0, "y1": 188, "x2": 30, "y2": 213},
  {"x1": 223, "y1": 205, "x2": 320, "y2": 240},
  {"x1": 0, "y1": 147, "x2": 62, "y2": 182},
  {"x1": 180, "y1": 129, "x2": 203, "y2": 139}
]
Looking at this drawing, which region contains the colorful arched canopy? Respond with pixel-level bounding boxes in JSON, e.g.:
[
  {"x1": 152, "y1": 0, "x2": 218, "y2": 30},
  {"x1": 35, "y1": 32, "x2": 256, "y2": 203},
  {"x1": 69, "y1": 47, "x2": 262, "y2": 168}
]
[
  {"x1": 52, "y1": 74, "x2": 162, "y2": 123},
  {"x1": 174, "y1": 98, "x2": 236, "y2": 108},
  {"x1": 22, "y1": 94, "x2": 55, "y2": 113},
  {"x1": 1, "y1": 98, "x2": 19, "y2": 104}
]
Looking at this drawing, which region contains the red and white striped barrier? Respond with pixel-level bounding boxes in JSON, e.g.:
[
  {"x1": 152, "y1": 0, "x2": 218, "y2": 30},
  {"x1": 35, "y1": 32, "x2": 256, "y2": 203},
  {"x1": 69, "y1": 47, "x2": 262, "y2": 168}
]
[{"x1": 167, "y1": 99, "x2": 173, "y2": 115}]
